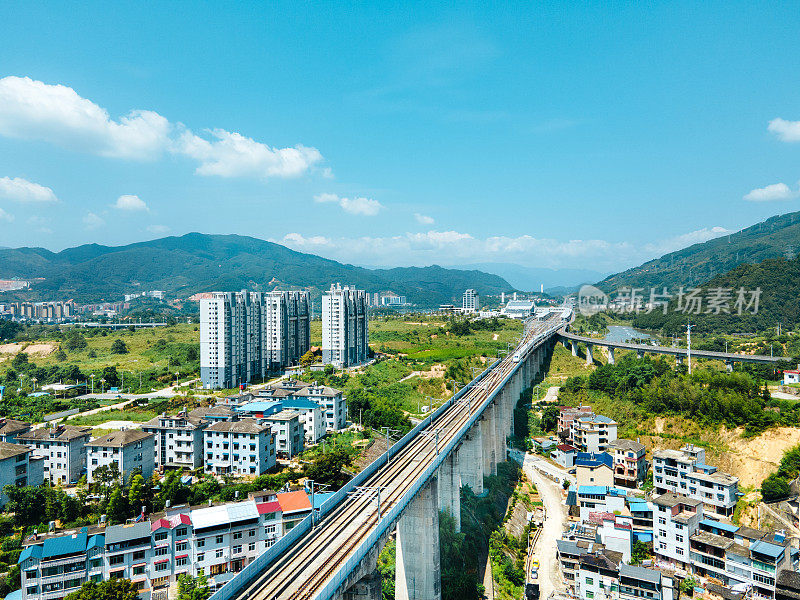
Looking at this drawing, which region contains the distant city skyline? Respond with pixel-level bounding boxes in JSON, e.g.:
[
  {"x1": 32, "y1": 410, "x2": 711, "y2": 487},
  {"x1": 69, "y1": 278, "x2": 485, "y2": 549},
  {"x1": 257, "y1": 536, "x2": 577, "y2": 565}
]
[{"x1": 1, "y1": 3, "x2": 800, "y2": 272}]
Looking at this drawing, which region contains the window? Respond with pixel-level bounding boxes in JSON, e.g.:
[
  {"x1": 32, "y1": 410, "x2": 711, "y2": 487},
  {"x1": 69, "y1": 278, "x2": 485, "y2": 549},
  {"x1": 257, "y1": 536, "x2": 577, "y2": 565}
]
[
  {"x1": 154, "y1": 531, "x2": 168, "y2": 542},
  {"x1": 109, "y1": 554, "x2": 124, "y2": 565},
  {"x1": 197, "y1": 538, "x2": 205, "y2": 547},
  {"x1": 216, "y1": 535, "x2": 224, "y2": 544},
  {"x1": 249, "y1": 529, "x2": 256, "y2": 537},
  {"x1": 133, "y1": 565, "x2": 146, "y2": 575},
  {"x1": 197, "y1": 553, "x2": 204, "y2": 562},
  {"x1": 132, "y1": 550, "x2": 145, "y2": 560},
  {"x1": 176, "y1": 556, "x2": 188, "y2": 567},
  {"x1": 176, "y1": 526, "x2": 187, "y2": 537},
  {"x1": 155, "y1": 547, "x2": 169, "y2": 557},
  {"x1": 233, "y1": 531, "x2": 242, "y2": 540},
  {"x1": 176, "y1": 541, "x2": 187, "y2": 552},
  {"x1": 233, "y1": 545, "x2": 242, "y2": 554},
  {"x1": 586, "y1": 578, "x2": 594, "y2": 586},
  {"x1": 676, "y1": 535, "x2": 684, "y2": 543},
  {"x1": 155, "y1": 561, "x2": 169, "y2": 572},
  {"x1": 676, "y1": 548, "x2": 684, "y2": 556},
  {"x1": 586, "y1": 593, "x2": 594, "y2": 599},
  {"x1": 216, "y1": 549, "x2": 223, "y2": 559},
  {"x1": 249, "y1": 542, "x2": 255, "y2": 552}
]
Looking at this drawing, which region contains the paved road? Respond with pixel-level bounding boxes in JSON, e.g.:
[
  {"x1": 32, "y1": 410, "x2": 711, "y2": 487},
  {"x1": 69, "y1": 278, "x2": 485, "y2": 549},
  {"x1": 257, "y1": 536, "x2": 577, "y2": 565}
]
[{"x1": 523, "y1": 453, "x2": 568, "y2": 600}]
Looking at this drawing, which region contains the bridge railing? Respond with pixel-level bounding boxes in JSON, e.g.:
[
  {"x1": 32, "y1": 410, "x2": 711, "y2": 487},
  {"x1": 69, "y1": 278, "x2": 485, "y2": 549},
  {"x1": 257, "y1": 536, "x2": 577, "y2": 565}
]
[
  {"x1": 314, "y1": 355, "x2": 522, "y2": 600},
  {"x1": 208, "y1": 359, "x2": 501, "y2": 600},
  {"x1": 210, "y1": 326, "x2": 558, "y2": 600},
  {"x1": 314, "y1": 326, "x2": 562, "y2": 599}
]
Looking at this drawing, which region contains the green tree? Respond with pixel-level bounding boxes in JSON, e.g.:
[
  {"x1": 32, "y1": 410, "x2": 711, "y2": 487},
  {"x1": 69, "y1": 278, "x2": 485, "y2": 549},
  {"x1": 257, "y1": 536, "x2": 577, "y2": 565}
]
[
  {"x1": 299, "y1": 350, "x2": 315, "y2": 367},
  {"x1": 107, "y1": 487, "x2": 129, "y2": 524},
  {"x1": 304, "y1": 447, "x2": 353, "y2": 488},
  {"x1": 54, "y1": 347, "x2": 67, "y2": 362},
  {"x1": 630, "y1": 539, "x2": 652, "y2": 565},
  {"x1": 177, "y1": 573, "x2": 210, "y2": 600},
  {"x1": 128, "y1": 473, "x2": 145, "y2": 516},
  {"x1": 11, "y1": 352, "x2": 28, "y2": 370},
  {"x1": 187, "y1": 346, "x2": 199, "y2": 362},
  {"x1": 101, "y1": 366, "x2": 120, "y2": 387},
  {"x1": 540, "y1": 405, "x2": 560, "y2": 432},
  {"x1": 65, "y1": 579, "x2": 139, "y2": 600},
  {"x1": 110, "y1": 339, "x2": 128, "y2": 354},
  {"x1": 62, "y1": 330, "x2": 88, "y2": 351},
  {"x1": 761, "y1": 473, "x2": 791, "y2": 502}
]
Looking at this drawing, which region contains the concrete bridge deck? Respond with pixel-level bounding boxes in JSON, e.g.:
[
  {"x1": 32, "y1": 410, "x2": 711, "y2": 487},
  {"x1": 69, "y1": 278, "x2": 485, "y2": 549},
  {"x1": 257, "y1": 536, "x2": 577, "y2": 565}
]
[
  {"x1": 559, "y1": 329, "x2": 783, "y2": 365},
  {"x1": 212, "y1": 314, "x2": 563, "y2": 600}
]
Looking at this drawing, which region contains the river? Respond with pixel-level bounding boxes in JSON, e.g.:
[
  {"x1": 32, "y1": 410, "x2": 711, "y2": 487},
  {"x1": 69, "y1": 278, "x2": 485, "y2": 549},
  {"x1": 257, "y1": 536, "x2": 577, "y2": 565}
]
[{"x1": 604, "y1": 325, "x2": 655, "y2": 343}]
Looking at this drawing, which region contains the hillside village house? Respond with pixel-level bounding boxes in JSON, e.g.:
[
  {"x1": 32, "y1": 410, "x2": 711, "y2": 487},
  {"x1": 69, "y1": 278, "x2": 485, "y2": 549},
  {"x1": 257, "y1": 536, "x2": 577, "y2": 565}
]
[
  {"x1": 17, "y1": 424, "x2": 92, "y2": 485},
  {"x1": 86, "y1": 430, "x2": 155, "y2": 483}
]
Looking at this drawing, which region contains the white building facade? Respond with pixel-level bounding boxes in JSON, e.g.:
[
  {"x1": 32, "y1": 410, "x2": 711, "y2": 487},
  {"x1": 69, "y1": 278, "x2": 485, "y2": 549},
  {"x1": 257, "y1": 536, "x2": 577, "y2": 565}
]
[
  {"x1": 200, "y1": 290, "x2": 310, "y2": 389},
  {"x1": 203, "y1": 419, "x2": 276, "y2": 476},
  {"x1": 86, "y1": 430, "x2": 155, "y2": 483},
  {"x1": 322, "y1": 284, "x2": 369, "y2": 367},
  {"x1": 17, "y1": 424, "x2": 92, "y2": 485}
]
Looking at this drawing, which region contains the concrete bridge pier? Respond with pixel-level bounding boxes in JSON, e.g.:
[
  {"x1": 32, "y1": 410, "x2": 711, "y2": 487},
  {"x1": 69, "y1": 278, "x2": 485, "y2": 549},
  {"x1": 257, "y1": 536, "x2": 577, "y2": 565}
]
[
  {"x1": 438, "y1": 453, "x2": 461, "y2": 532},
  {"x1": 396, "y1": 478, "x2": 441, "y2": 600},
  {"x1": 675, "y1": 355, "x2": 683, "y2": 367},
  {"x1": 457, "y1": 429, "x2": 484, "y2": 494},
  {"x1": 493, "y1": 397, "x2": 506, "y2": 466},
  {"x1": 636, "y1": 349, "x2": 645, "y2": 359},
  {"x1": 585, "y1": 343, "x2": 594, "y2": 365},
  {"x1": 342, "y1": 570, "x2": 382, "y2": 600},
  {"x1": 725, "y1": 360, "x2": 734, "y2": 372},
  {"x1": 480, "y1": 409, "x2": 497, "y2": 475},
  {"x1": 570, "y1": 340, "x2": 578, "y2": 356},
  {"x1": 607, "y1": 347, "x2": 615, "y2": 365}
]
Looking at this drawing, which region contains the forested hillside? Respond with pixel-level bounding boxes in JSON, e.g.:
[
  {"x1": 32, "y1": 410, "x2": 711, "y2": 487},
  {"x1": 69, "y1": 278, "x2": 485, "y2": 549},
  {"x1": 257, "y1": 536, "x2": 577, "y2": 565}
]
[
  {"x1": 0, "y1": 233, "x2": 512, "y2": 305},
  {"x1": 631, "y1": 255, "x2": 800, "y2": 334},
  {"x1": 599, "y1": 211, "x2": 800, "y2": 292}
]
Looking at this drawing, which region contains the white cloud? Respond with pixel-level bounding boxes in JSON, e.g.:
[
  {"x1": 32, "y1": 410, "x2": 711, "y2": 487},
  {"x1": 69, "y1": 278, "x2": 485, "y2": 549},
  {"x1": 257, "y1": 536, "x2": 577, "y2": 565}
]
[
  {"x1": 113, "y1": 194, "x2": 149, "y2": 211},
  {"x1": 0, "y1": 176, "x2": 58, "y2": 203},
  {"x1": 644, "y1": 226, "x2": 730, "y2": 256},
  {"x1": 743, "y1": 182, "x2": 796, "y2": 202},
  {"x1": 177, "y1": 129, "x2": 323, "y2": 179},
  {"x1": 83, "y1": 212, "x2": 104, "y2": 230},
  {"x1": 147, "y1": 224, "x2": 170, "y2": 235},
  {"x1": 768, "y1": 118, "x2": 800, "y2": 143},
  {"x1": 273, "y1": 224, "x2": 736, "y2": 273},
  {"x1": 414, "y1": 213, "x2": 435, "y2": 225},
  {"x1": 0, "y1": 76, "x2": 324, "y2": 179},
  {"x1": 314, "y1": 193, "x2": 383, "y2": 216},
  {"x1": 0, "y1": 76, "x2": 171, "y2": 160},
  {"x1": 0, "y1": 208, "x2": 13, "y2": 222}
]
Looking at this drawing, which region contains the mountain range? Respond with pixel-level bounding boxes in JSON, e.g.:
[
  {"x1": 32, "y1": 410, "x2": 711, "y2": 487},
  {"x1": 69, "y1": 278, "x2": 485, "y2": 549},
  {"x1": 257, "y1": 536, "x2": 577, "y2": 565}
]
[
  {"x1": 0, "y1": 233, "x2": 512, "y2": 306},
  {"x1": 597, "y1": 211, "x2": 800, "y2": 292},
  {"x1": 456, "y1": 262, "x2": 606, "y2": 293}
]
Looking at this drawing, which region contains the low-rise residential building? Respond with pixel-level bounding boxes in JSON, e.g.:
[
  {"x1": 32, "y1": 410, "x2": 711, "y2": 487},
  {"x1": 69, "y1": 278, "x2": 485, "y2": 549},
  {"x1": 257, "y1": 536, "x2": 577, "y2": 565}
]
[
  {"x1": 204, "y1": 419, "x2": 276, "y2": 476},
  {"x1": 262, "y1": 410, "x2": 304, "y2": 458},
  {"x1": 0, "y1": 441, "x2": 44, "y2": 505},
  {"x1": 142, "y1": 412, "x2": 208, "y2": 470},
  {"x1": 17, "y1": 424, "x2": 92, "y2": 485},
  {"x1": 608, "y1": 439, "x2": 648, "y2": 488},
  {"x1": 653, "y1": 493, "x2": 705, "y2": 572},
  {"x1": 557, "y1": 538, "x2": 599, "y2": 593},
  {"x1": 572, "y1": 414, "x2": 618, "y2": 453},
  {"x1": 554, "y1": 444, "x2": 577, "y2": 469},
  {"x1": 0, "y1": 418, "x2": 32, "y2": 443},
  {"x1": 578, "y1": 550, "x2": 623, "y2": 600},
  {"x1": 652, "y1": 444, "x2": 739, "y2": 517},
  {"x1": 576, "y1": 452, "x2": 614, "y2": 488},
  {"x1": 618, "y1": 563, "x2": 676, "y2": 600},
  {"x1": 278, "y1": 397, "x2": 326, "y2": 445},
  {"x1": 18, "y1": 490, "x2": 310, "y2": 600},
  {"x1": 558, "y1": 405, "x2": 594, "y2": 436},
  {"x1": 295, "y1": 384, "x2": 347, "y2": 432},
  {"x1": 87, "y1": 430, "x2": 155, "y2": 483},
  {"x1": 776, "y1": 570, "x2": 800, "y2": 600}
]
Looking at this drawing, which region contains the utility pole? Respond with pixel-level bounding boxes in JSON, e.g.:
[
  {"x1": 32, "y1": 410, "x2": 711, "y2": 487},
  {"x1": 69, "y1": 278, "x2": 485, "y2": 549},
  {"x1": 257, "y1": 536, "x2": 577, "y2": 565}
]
[
  {"x1": 381, "y1": 427, "x2": 400, "y2": 466},
  {"x1": 686, "y1": 322, "x2": 692, "y2": 375}
]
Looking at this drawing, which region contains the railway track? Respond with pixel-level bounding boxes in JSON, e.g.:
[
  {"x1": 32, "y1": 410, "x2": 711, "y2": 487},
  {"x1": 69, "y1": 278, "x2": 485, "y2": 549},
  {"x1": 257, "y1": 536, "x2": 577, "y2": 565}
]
[{"x1": 236, "y1": 315, "x2": 562, "y2": 600}]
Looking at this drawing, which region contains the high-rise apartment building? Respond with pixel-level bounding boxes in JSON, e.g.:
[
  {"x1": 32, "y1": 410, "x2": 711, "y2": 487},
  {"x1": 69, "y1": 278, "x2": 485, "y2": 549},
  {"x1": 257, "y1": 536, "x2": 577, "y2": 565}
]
[
  {"x1": 322, "y1": 284, "x2": 368, "y2": 367},
  {"x1": 462, "y1": 289, "x2": 480, "y2": 313},
  {"x1": 200, "y1": 290, "x2": 310, "y2": 389}
]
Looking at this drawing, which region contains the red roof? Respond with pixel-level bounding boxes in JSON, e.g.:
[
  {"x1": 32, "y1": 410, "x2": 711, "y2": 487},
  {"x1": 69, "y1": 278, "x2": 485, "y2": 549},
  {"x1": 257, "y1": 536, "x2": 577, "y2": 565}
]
[
  {"x1": 257, "y1": 500, "x2": 281, "y2": 515},
  {"x1": 277, "y1": 490, "x2": 311, "y2": 513},
  {"x1": 151, "y1": 513, "x2": 191, "y2": 531},
  {"x1": 556, "y1": 444, "x2": 576, "y2": 452},
  {"x1": 783, "y1": 370, "x2": 800, "y2": 374}
]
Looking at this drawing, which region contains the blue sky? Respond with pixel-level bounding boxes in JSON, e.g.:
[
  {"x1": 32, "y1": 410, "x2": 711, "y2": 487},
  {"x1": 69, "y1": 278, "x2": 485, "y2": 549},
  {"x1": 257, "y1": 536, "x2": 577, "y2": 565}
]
[{"x1": 1, "y1": 2, "x2": 800, "y2": 273}]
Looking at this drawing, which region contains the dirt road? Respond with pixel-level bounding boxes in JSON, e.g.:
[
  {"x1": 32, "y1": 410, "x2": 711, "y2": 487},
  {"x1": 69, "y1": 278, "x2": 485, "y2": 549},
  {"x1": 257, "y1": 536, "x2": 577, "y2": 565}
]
[{"x1": 523, "y1": 453, "x2": 567, "y2": 599}]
